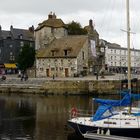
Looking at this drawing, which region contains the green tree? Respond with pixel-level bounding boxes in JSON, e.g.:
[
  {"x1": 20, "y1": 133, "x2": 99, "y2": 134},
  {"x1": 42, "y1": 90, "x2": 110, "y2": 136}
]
[
  {"x1": 17, "y1": 44, "x2": 35, "y2": 71},
  {"x1": 67, "y1": 21, "x2": 87, "y2": 35}
]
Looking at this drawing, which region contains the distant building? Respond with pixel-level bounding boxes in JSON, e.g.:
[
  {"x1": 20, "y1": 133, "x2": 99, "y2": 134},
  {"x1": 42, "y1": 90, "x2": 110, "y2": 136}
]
[
  {"x1": 103, "y1": 40, "x2": 140, "y2": 73},
  {"x1": 0, "y1": 25, "x2": 35, "y2": 74}
]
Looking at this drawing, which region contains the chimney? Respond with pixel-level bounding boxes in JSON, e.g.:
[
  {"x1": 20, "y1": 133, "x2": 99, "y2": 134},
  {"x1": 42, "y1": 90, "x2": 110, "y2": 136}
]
[
  {"x1": 52, "y1": 13, "x2": 56, "y2": 19},
  {"x1": 89, "y1": 19, "x2": 94, "y2": 30},
  {"x1": 10, "y1": 25, "x2": 13, "y2": 31},
  {"x1": 48, "y1": 12, "x2": 53, "y2": 19},
  {"x1": 29, "y1": 25, "x2": 34, "y2": 32}
]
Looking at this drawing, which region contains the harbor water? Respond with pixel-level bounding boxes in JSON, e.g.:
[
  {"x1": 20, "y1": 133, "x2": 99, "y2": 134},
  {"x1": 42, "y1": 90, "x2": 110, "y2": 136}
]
[{"x1": 0, "y1": 94, "x2": 119, "y2": 140}]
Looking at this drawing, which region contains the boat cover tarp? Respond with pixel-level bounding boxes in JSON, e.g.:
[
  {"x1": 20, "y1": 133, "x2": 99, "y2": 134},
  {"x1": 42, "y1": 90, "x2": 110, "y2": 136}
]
[
  {"x1": 121, "y1": 91, "x2": 140, "y2": 100},
  {"x1": 94, "y1": 93, "x2": 131, "y2": 107},
  {"x1": 93, "y1": 105, "x2": 114, "y2": 121}
]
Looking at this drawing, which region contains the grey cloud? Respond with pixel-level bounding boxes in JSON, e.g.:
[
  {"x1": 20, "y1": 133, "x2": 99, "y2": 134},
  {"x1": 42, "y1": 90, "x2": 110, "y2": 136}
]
[{"x1": 0, "y1": 0, "x2": 139, "y2": 48}]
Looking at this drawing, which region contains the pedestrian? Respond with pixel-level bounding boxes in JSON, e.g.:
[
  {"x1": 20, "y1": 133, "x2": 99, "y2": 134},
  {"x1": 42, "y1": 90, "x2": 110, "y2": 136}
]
[
  {"x1": 24, "y1": 74, "x2": 28, "y2": 81},
  {"x1": 21, "y1": 74, "x2": 24, "y2": 81},
  {"x1": 53, "y1": 74, "x2": 55, "y2": 80}
]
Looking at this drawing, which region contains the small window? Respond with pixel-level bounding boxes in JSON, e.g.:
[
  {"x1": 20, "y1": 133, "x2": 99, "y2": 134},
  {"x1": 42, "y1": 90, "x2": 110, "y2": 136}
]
[
  {"x1": 51, "y1": 27, "x2": 54, "y2": 33},
  {"x1": 82, "y1": 51, "x2": 85, "y2": 60},
  {"x1": 9, "y1": 44, "x2": 13, "y2": 48},
  {"x1": 30, "y1": 42, "x2": 32, "y2": 47},
  {"x1": 51, "y1": 67, "x2": 55, "y2": 71},
  {"x1": 19, "y1": 34, "x2": 23, "y2": 39},
  {"x1": 64, "y1": 50, "x2": 68, "y2": 56},
  {"x1": 51, "y1": 51, "x2": 55, "y2": 56},
  {"x1": 20, "y1": 41, "x2": 24, "y2": 47},
  {"x1": 12, "y1": 56, "x2": 15, "y2": 60},
  {"x1": 10, "y1": 55, "x2": 14, "y2": 61}
]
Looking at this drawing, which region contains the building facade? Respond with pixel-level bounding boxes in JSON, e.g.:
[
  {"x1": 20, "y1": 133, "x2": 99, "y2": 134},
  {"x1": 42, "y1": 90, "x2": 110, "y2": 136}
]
[
  {"x1": 35, "y1": 13, "x2": 100, "y2": 77},
  {"x1": 36, "y1": 36, "x2": 92, "y2": 77},
  {"x1": 35, "y1": 12, "x2": 67, "y2": 50},
  {"x1": 0, "y1": 25, "x2": 35, "y2": 74},
  {"x1": 104, "y1": 41, "x2": 140, "y2": 73},
  {"x1": 0, "y1": 25, "x2": 35, "y2": 64}
]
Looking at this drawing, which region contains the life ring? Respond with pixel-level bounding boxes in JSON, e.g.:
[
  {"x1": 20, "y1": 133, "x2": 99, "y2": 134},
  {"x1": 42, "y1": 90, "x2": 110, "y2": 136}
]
[{"x1": 71, "y1": 107, "x2": 78, "y2": 118}]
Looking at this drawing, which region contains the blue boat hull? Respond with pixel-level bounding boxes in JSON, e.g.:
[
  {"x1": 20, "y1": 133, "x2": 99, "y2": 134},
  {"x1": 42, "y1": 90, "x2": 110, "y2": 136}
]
[{"x1": 67, "y1": 120, "x2": 140, "y2": 138}]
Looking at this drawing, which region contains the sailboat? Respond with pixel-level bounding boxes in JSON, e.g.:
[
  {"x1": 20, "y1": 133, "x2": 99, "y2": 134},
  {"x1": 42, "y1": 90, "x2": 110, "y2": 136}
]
[{"x1": 67, "y1": 0, "x2": 140, "y2": 138}]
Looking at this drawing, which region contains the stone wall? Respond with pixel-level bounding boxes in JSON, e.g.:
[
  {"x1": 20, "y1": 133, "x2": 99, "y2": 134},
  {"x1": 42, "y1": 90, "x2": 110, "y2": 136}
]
[
  {"x1": 0, "y1": 78, "x2": 138, "y2": 95},
  {"x1": 43, "y1": 80, "x2": 121, "y2": 95},
  {"x1": 35, "y1": 27, "x2": 67, "y2": 50}
]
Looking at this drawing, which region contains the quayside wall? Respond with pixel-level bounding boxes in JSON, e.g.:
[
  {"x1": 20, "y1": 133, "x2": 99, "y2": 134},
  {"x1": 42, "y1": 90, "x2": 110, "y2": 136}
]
[{"x1": 0, "y1": 79, "x2": 129, "y2": 95}]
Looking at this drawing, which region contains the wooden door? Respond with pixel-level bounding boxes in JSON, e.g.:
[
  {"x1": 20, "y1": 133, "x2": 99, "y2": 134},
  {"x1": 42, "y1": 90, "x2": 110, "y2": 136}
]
[
  {"x1": 65, "y1": 68, "x2": 69, "y2": 77},
  {"x1": 46, "y1": 69, "x2": 50, "y2": 77}
]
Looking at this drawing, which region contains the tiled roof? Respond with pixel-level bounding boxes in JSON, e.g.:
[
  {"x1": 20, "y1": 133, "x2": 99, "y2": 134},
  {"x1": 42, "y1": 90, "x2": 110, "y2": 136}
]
[
  {"x1": 35, "y1": 18, "x2": 66, "y2": 31},
  {"x1": 36, "y1": 36, "x2": 88, "y2": 58}
]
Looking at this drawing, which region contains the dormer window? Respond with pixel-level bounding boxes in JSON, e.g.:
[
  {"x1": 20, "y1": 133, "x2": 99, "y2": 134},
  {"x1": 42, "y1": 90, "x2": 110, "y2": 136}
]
[
  {"x1": 7, "y1": 36, "x2": 11, "y2": 39},
  {"x1": 51, "y1": 48, "x2": 59, "y2": 57},
  {"x1": 63, "y1": 48, "x2": 72, "y2": 57},
  {"x1": 19, "y1": 34, "x2": 23, "y2": 39}
]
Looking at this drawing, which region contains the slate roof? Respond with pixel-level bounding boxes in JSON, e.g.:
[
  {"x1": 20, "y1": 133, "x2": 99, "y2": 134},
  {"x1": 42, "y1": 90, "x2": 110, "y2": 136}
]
[
  {"x1": 0, "y1": 27, "x2": 34, "y2": 41},
  {"x1": 11, "y1": 28, "x2": 34, "y2": 41},
  {"x1": 36, "y1": 36, "x2": 88, "y2": 58},
  {"x1": 0, "y1": 30, "x2": 11, "y2": 39}
]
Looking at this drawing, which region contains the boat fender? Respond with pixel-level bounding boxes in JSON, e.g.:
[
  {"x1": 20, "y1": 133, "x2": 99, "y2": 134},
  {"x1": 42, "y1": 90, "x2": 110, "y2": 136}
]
[
  {"x1": 71, "y1": 107, "x2": 78, "y2": 118},
  {"x1": 97, "y1": 128, "x2": 100, "y2": 134},
  {"x1": 101, "y1": 129, "x2": 104, "y2": 135},
  {"x1": 106, "y1": 129, "x2": 110, "y2": 135}
]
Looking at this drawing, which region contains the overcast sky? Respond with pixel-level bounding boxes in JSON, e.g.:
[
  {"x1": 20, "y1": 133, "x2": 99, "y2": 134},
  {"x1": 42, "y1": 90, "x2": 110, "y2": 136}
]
[{"x1": 0, "y1": 0, "x2": 140, "y2": 49}]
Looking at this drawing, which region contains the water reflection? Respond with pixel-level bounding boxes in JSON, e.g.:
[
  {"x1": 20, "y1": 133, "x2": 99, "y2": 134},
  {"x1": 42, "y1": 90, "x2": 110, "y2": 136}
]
[
  {"x1": 0, "y1": 94, "x2": 119, "y2": 140},
  {"x1": 0, "y1": 95, "x2": 36, "y2": 139}
]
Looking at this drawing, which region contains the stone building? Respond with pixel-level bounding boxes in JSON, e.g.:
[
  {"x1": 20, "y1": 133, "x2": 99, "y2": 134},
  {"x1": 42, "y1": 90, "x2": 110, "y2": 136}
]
[
  {"x1": 36, "y1": 36, "x2": 92, "y2": 77},
  {"x1": 35, "y1": 13, "x2": 100, "y2": 77},
  {"x1": 35, "y1": 12, "x2": 67, "y2": 50}
]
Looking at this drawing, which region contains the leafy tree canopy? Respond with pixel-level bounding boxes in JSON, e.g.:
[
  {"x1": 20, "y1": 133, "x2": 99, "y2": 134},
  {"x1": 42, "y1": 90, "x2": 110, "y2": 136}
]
[
  {"x1": 17, "y1": 44, "x2": 35, "y2": 71},
  {"x1": 67, "y1": 21, "x2": 87, "y2": 35}
]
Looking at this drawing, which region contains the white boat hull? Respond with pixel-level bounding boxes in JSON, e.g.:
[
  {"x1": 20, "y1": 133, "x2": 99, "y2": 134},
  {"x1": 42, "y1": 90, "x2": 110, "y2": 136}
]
[{"x1": 68, "y1": 114, "x2": 140, "y2": 138}]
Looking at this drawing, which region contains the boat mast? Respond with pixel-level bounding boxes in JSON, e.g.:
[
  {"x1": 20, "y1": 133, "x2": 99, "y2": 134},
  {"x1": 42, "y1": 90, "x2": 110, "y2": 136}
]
[
  {"x1": 126, "y1": 0, "x2": 132, "y2": 114},
  {"x1": 126, "y1": 0, "x2": 131, "y2": 91}
]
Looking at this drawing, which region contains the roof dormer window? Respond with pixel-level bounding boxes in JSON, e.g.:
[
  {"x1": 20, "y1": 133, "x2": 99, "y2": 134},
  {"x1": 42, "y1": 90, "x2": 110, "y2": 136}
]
[
  {"x1": 51, "y1": 48, "x2": 59, "y2": 57},
  {"x1": 19, "y1": 34, "x2": 23, "y2": 39}
]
